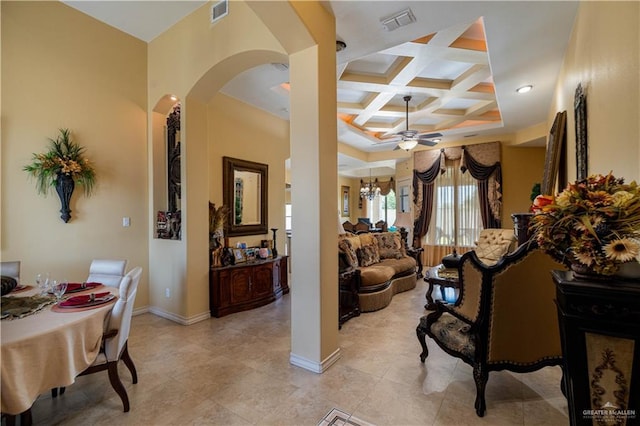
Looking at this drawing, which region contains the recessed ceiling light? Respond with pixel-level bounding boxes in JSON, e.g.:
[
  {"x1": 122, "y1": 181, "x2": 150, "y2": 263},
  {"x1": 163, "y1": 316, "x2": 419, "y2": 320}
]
[
  {"x1": 170, "y1": 95, "x2": 178, "y2": 101},
  {"x1": 516, "y1": 85, "x2": 533, "y2": 94},
  {"x1": 431, "y1": 138, "x2": 441, "y2": 143},
  {"x1": 336, "y1": 40, "x2": 347, "y2": 52}
]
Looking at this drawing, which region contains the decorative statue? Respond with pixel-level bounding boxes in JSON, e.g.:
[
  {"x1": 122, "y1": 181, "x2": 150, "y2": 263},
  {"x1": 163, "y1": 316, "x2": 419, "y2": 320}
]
[{"x1": 209, "y1": 202, "x2": 229, "y2": 266}]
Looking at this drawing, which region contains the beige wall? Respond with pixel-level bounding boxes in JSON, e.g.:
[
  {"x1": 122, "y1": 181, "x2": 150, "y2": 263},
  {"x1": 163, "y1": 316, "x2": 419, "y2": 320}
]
[
  {"x1": 550, "y1": 1, "x2": 639, "y2": 182},
  {"x1": 502, "y1": 146, "x2": 546, "y2": 227},
  {"x1": 1, "y1": 2, "x2": 149, "y2": 305},
  {"x1": 208, "y1": 94, "x2": 289, "y2": 250},
  {"x1": 146, "y1": 1, "x2": 292, "y2": 321},
  {"x1": 338, "y1": 176, "x2": 361, "y2": 223}
]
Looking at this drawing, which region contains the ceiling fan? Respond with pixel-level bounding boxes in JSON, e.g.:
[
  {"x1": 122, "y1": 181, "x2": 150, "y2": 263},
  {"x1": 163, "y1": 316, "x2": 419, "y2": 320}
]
[{"x1": 382, "y1": 95, "x2": 443, "y2": 151}]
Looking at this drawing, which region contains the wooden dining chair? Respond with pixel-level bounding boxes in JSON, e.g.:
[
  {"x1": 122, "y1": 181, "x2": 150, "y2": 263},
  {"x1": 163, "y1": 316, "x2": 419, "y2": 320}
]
[
  {"x1": 84, "y1": 266, "x2": 141, "y2": 411},
  {"x1": 0, "y1": 260, "x2": 21, "y2": 282},
  {"x1": 57, "y1": 267, "x2": 142, "y2": 412},
  {"x1": 86, "y1": 259, "x2": 127, "y2": 287}
]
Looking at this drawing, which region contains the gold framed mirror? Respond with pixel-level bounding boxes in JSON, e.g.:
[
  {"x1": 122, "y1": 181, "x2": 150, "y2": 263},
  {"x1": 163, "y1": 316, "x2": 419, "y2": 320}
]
[{"x1": 223, "y1": 156, "x2": 268, "y2": 237}]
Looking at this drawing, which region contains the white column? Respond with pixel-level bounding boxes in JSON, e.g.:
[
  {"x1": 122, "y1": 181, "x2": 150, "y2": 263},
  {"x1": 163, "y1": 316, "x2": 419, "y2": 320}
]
[{"x1": 288, "y1": 23, "x2": 340, "y2": 372}]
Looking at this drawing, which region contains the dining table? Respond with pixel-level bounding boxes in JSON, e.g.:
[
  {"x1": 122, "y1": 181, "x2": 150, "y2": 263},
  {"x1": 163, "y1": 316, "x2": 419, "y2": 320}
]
[{"x1": 1, "y1": 283, "x2": 118, "y2": 417}]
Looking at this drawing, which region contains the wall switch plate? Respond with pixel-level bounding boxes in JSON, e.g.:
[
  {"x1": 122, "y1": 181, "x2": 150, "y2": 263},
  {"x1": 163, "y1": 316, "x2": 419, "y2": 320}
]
[
  {"x1": 165, "y1": 288, "x2": 170, "y2": 298},
  {"x1": 122, "y1": 217, "x2": 131, "y2": 227}
]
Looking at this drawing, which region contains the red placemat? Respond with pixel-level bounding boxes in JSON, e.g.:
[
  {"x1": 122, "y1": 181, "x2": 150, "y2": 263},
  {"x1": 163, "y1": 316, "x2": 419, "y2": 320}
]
[
  {"x1": 65, "y1": 282, "x2": 103, "y2": 294},
  {"x1": 51, "y1": 296, "x2": 117, "y2": 313}
]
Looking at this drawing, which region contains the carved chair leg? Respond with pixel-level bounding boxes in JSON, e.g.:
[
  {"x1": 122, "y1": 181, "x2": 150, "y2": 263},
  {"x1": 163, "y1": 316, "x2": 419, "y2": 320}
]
[
  {"x1": 560, "y1": 366, "x2": 567, "y2": 398},
  {"x1": 5, "y1": 409, "x2": 34, "y2": 426},
  {"x1": 473, "y1": 364, "x2": 488, "y2": 417},
  {"x1": 106, "y1": 361, "x2": 130, "y2": 412},
  {"x1": 416, "y1": 317, "x2": 430, "y2": 363},
  {"x1": 20, "y1": 409, "x2": 32, "y2": 426},
  {"x1": 4, "y1": 414, "x2": 16, "y2": 426},
  {"x1": 121, "y1": 342, "x2": 138, "y2": 384}
]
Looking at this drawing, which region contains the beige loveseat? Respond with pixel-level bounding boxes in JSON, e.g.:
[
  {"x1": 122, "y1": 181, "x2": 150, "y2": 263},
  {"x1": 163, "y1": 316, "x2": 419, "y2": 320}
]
[{"x1": 339, "y1": 232, "x2": 417, "y2": 312}]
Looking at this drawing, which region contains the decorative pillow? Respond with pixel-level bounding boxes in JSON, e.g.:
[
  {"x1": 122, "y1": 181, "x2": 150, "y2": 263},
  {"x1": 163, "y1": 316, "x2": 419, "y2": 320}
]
[
  {"x1": 358, "y1": 233, "x2": 376, "y2": 248},
  {"x1": 1, "y1": 275, "x2": 17, "y2": 296},
  {"x1": 344, "y1": 235, "x2": 361, "y2": 252},
  {"x1": 357, "y1": 244, "x2": 380, "y2": 267},
  {"x1": 338, "y1": 238, "x2": 359, "y2": 269},
  {"x1": 374, "y1": 232, "x2": 404, "y2": 259}
]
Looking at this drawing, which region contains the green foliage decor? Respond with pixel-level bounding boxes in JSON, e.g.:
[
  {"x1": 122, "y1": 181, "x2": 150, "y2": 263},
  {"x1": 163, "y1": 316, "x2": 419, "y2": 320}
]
[{"x1": 23, "y1": 128, "x2": 96, "y2": 197}]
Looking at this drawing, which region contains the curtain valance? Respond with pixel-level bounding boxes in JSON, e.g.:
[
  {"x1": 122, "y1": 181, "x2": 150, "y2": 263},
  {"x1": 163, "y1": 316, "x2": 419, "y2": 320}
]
[
  {"x1": 378, "y1": 177, "x2": 395, "y2": 196},
  {"x1": 412, "y1": 142, "x2": 503, "y2": 246}
]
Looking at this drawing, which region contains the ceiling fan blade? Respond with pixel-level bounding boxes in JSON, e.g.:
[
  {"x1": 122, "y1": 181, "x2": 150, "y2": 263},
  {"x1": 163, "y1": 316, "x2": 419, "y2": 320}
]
[
  {"x1": 418, "y1": 132, "x2": 443, "y2": 139},
  {"x1": 392, "y1": 145, "x2": 402, "y2": 151},
  {"x1": 417, "y1": 139, "x2": 437, "y2": 147},
  {"x1": 377, "y1": 135, "x2": 402, "y2": 144}
]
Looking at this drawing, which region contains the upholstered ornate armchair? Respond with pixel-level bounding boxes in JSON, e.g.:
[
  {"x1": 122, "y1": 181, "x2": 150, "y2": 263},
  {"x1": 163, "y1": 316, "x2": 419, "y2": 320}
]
[{"x1": 417, "y1": 242, "x2": 565, "y2": 417}]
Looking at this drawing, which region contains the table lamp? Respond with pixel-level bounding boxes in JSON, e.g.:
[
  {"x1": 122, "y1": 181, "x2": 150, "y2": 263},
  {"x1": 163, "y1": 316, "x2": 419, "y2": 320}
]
[{"x1": 393, "y1": 212, "x2": 412, "y2": 248}]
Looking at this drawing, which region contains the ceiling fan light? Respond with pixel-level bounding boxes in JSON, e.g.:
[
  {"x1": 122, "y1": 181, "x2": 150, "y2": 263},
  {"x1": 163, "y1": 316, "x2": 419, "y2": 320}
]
[
  {"x1": 516, "y1": 85, "x2": 533, "y2": 94},
  {"x1": 398, "y1": 140, "x2": 418, "y2": 151}
]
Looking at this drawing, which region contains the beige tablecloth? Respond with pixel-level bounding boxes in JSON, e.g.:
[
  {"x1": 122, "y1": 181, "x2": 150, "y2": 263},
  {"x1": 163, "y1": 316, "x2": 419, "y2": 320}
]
[{"x1": 1, "y1": 287, "x2": 117, "y2": 415}]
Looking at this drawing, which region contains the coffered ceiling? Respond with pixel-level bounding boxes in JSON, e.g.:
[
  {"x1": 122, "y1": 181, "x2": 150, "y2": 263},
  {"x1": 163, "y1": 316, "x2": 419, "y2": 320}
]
[
  {"x1": 62, "y1": 0, "x2": 580, "y2": 177},
  {"x1": 336, "y1": 18, "x2": 498, "y2": 153}
]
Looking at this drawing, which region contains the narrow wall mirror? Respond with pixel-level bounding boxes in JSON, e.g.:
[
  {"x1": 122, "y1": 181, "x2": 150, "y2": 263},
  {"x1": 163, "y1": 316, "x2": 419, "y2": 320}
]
[{"x1": 223, "y1": 156, "x2": 268, "y2": 237}]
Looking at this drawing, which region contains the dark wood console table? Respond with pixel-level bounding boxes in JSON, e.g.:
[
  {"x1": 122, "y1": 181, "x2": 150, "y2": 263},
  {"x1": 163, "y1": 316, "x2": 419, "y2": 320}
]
[
  {"x1": 210, "y1": 256, "x2": 289, "y2": 317},
  {"x1": 553, "y1": 270, "x2": 640, "y2": 425}
]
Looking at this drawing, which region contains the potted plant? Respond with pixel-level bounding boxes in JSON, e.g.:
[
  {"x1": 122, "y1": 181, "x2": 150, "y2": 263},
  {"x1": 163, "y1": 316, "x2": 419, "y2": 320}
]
[
  {"x1": 530, "y1": 172, "x2": 640, "y2": 277},
  {"x1": 24, "y1": 128, "x2": 96, "y2": 222}
]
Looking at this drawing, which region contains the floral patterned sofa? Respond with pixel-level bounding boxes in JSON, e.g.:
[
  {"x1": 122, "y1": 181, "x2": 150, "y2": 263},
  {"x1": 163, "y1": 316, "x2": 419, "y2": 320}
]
[{"x1": 339, "y1": 231, "x2": 417, "y2": 312}]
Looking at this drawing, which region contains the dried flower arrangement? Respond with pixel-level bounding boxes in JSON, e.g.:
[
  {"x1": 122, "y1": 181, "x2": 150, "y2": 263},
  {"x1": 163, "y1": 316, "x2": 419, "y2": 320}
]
[{"x1": 530, "y1": 172, "x2": 640, "y2": 275}]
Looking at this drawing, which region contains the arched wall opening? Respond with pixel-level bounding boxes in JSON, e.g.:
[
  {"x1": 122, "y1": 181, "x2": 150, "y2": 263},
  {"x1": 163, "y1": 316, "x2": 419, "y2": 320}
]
[{"x1": 146, "y1": 0, "x2": 340, "y2": 372}]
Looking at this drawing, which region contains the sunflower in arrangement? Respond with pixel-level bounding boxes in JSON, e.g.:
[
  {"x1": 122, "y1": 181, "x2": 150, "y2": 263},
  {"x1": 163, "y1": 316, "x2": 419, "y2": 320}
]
[{"x1": 530, "y1": 172, "x2": 640, "y2": 276}]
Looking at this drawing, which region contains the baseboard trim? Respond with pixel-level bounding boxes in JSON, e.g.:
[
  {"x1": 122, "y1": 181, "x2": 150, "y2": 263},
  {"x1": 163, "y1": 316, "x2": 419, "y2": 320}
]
[
  {"x1": 132, "y1": 306, "x2": 149, "y2": 316},
  {"x1": 148, "y1": 306, "x2": 211, "y2": 325},
  {"x1": 290, "y1": 348, "x2": 342, "y2": 373}
]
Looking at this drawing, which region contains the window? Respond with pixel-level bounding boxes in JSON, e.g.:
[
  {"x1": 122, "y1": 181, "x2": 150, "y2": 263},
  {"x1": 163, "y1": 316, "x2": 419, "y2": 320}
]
[
  {"x1": 399, "y1": 184, "x2": 410, "y2": 213},
  {"x1": 426, "y1": 160, "x2": 482, "y2": 247},
  {"x1": 368, "y1": 190, "x2": 396, "y2": 226},
  {"x1": 285, "y1": 203, "x2": 292, "y2": 231}
]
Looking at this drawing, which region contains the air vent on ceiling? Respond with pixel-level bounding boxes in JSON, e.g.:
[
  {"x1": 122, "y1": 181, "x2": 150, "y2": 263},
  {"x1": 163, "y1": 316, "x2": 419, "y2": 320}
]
[
  {"x1": 211, "y1": 0, "x2": 228, "y2": 24},
  {"x1": 380, "y1": 8, "x2": 416, "y2": 31},
  {"x1": 271, "y1": 63, "x2": 289, "y2": 72}
]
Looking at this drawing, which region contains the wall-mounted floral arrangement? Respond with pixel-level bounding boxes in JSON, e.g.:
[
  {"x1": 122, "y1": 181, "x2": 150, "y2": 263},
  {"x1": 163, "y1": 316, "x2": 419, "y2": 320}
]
[{"x1": 24, "y1": 128, "x2": 96, "y2": 222}]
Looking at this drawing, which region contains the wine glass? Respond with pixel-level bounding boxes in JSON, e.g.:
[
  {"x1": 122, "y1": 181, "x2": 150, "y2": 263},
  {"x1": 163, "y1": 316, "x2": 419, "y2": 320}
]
[
  {"x1": 36, "y1": 273, "x2": 50, "y2": 295},
  {"x1": 51, "y1": 280, "x2": 68, "y2": 302}
]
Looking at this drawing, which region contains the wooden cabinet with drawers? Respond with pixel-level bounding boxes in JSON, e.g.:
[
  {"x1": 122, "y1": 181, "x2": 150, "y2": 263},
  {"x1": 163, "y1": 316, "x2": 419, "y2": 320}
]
[{"x1": 210, "y1": 256, "x2": 288, "y2": 317}]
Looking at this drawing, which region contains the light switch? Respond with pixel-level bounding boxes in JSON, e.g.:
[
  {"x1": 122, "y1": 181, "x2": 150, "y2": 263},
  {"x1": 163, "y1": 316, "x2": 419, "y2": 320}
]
[{"x1": 122, "y1": 217, "x2": 131, "y2": 227}]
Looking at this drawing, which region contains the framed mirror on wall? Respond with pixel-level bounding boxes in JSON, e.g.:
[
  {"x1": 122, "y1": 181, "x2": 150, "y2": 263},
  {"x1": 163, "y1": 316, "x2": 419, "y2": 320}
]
[
  {"x1": 541, "y1": 110, "x2": 567, "y2": 195},
  {"x1": 223, "y1": 156, "x2": 268, "y2": 237}
]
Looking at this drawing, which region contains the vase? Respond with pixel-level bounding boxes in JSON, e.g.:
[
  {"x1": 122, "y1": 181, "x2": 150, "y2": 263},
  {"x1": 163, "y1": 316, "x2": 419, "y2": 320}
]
[
  {"x1": 570, "y1": 261, "x2": 640, "y2": 283},
  {"x1": 55, "y1": 173, "x2": 75, "y2": 223},
  {"x1": 271, "y1": 228, "x2": 278, "y2": 257},
  {"x1": 616, "y1": 261, "x2": 640, "y2": 281},
  {"x1": 570, "y1": 262, "x2": 612, "y2": 281}
]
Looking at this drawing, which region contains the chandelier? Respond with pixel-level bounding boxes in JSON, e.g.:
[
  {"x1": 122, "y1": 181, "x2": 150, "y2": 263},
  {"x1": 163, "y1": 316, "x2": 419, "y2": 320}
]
[{"x1": 360, "y1": 170, "x2": 380, "y2": 201}]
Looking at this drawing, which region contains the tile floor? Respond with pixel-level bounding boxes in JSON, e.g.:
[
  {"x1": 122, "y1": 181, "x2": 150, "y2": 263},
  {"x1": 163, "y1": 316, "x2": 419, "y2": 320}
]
[{"x1": 28, "y1": 278, "x2": 569, "y2": 425}]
